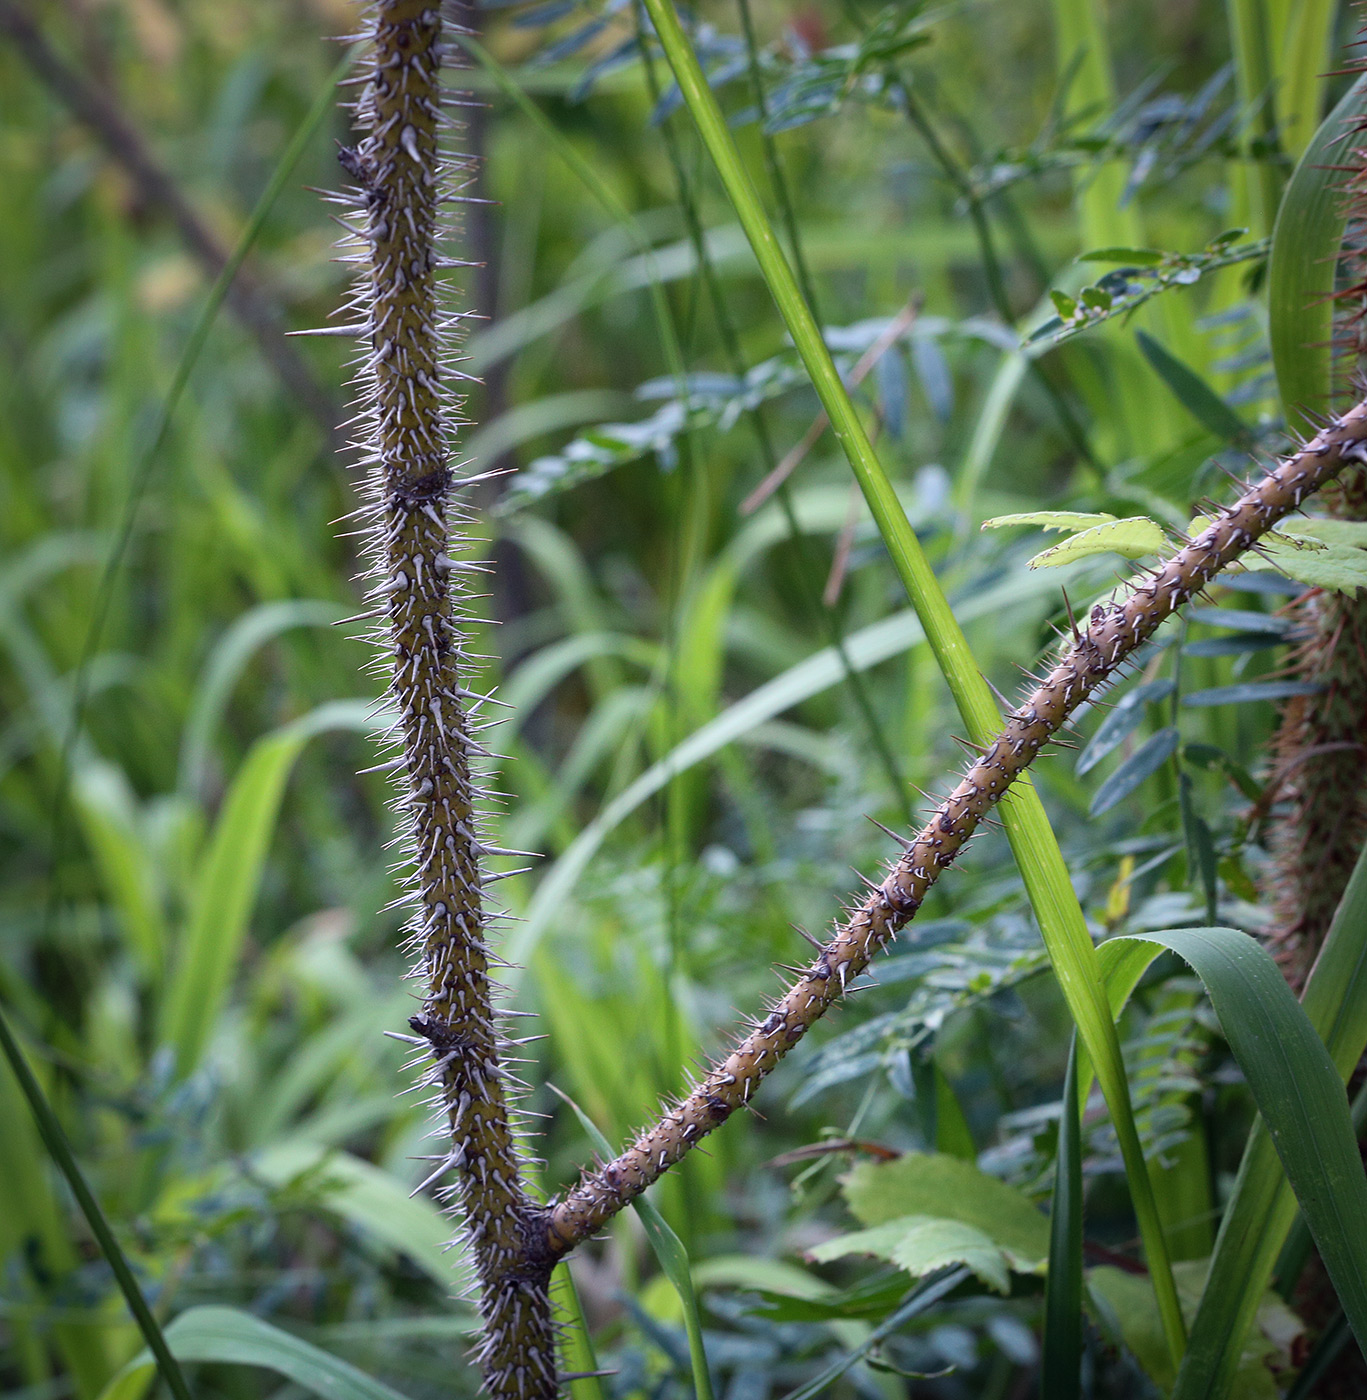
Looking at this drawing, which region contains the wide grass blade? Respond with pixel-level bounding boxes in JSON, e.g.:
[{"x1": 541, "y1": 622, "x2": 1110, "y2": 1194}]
[
  {"x1": 177, "y1": 599, "x2": 346, "y2": 800},
  {"x1": 1269, "y1": 71, "x2": 1367, "y2": 434},
  {"x1": 99, "y1": 1305, "x2": 415, "y2": 1400},
  {"x1": 1116, "y1": 927, "x2": 1367, "y2": 1363},
  {"x1": 1174, "y1": 839, "x2": 1367, "y2": 1399},
  {"x1": 159, "y1": 700, "x2": 380, "y2": 1074}
]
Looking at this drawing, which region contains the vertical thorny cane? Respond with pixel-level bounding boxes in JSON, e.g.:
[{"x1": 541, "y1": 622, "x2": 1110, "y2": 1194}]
[
  {"x1": 334, "y1": 5, "x2": 556, "y2": 1398},
  {"x1": 329, "y1": 4, "x2": 1367, "y2": 1395}
]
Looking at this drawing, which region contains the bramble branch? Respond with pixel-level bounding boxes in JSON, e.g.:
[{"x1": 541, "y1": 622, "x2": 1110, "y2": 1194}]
[{"x1": 546, "y1": 403, "x2": 1367, "y2": 1254}]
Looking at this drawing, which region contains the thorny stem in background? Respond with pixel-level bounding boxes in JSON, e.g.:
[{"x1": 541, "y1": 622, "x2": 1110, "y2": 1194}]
[
  {"x1": 0, "y1": 0, "x2": 337, "y2": 442},
  {"x1": 546, "y1": 401, "x2": 1367, "y2": 1252},
  {"x1": 334, "y1": 5, "x2": 553, "y2": 1398}
]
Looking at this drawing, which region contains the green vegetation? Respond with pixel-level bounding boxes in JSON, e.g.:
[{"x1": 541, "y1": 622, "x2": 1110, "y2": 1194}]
[{"x1": 4, "y1": 0, "x2": 1367, "y2": 1397}]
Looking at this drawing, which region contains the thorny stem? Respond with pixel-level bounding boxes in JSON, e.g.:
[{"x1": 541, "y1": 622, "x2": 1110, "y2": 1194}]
[
  {"x1": 546, "y1": 401, "x2": 1367, "y2": 1253},
  {"x1": 340, "y1": 4, "x2": 553, "y2": 1397}
]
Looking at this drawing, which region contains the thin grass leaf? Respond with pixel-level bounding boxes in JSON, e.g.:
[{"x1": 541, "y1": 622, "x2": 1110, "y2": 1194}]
[
  {"x1": 177, "y1": 599, "x2": 346, "y2": 799},
  {"x1": 1077, "y1": 679, "x2": 1176, "y2": 775},
  {"x1": 551, "y1": 1087, "x2": 715, "y2": 1400},
  {"x1": 98, "y1": 1305, "x2": 414, "y2": 1400},
  {"x1": 777, "y1": 1268, "x2": 969, "y2": 1400},
  {"x1": 0, "y1": 1005, "x2": 193, "y2": 1400},
  {"x1": 1135, "y1": 329, "x2": 1250, "y2": 442},
  {"x1": 1181, "y1": 680, "x2": 1323, "y2": 707},
  {"x1": 1089, "y1": 726, "x2": 1179, "y2": 816},
  {"x1": 1041, "y1": 1035, "x2": 1083, "y2": 1400},
  {"x1": 590, "y1": 5, "x2": 1188, "y2": 1357},
  {"x1": 160, "y1": 700, "x2": 381, "y2": 1074}
]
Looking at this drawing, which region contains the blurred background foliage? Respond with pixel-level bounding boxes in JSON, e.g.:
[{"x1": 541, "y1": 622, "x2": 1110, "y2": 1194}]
[{"x1": 1, "y1": 0, "x2": 1363, "y2": 1396}]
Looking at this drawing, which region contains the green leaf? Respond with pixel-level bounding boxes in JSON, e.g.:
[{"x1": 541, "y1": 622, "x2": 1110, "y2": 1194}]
[
  {"x1": 1041, "y1": 1036, "x2": 1083, "y2": 1400},
  {"x1": 1182, "y1": 681, "x2": 1322, "y2": 708},
  {"x1": 1269, "y1": 72, "x2": 1367, "y2": 435},
  {"x1": 72, "y1": 760, "x2": 167, "y2": 980},
  {"x1": 1076, "y1": 679, "x2": 1176, "y2": 776},
  {"x1": 1028, "y1": 517, "x2": 1168, "y2": 568},
  {"x1": 809, "y1": 1216, "x2": 1012, "y2": 1294},
  {"x1": 99, "y1": 1306, "x2": 417, "y2": 1400},
  {"x1": 1087, "y1": 1262, "x2": 1292, "y2": 1398},
  {"x1": 1175, "y1": 840, "x2": 1367, "y2": 1400},
  {"x1": 1236, "y1": 532, "x2": 1367, "y2": 595},
  {"x1": 1089, "y1": 727, "x2": 1180, "y2": 816},
  {"x1": 551, "y1": 1087, "x2": 715, "y2": 1400},
  {"x1": 159, "y1": 701, "x2": 379, "y2": 1075},
  {"x1": 1115, "y1": 929, "x2": 1367, "y2": 1366},
  {"x1": 1077, "y1": 247, "x2": 1167, "y2": 265},
  {"x1": 841, "y1": 1153, "x2": 1049, "y2": 1271},
  {"x1": 250, "y1": 1144, "x2": 460, "y2": 1288},
  {"x1": 1289, "y1": 519, "x2": 1367, "y2": 548},
  {"x1": 980, "y1": 511, "x2": 1117, "y2": 533},
  {"x1": 1135, "y1": 330, "x2": 1250, "y2": 443}
]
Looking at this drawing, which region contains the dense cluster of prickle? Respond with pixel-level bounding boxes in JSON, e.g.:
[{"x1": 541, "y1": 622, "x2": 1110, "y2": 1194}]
[
  {"x1": 333, "y1": 4, "x2": 556, "y2": 1397},
  {"x1": 547, "y1": 402, "x2": 1367, "y2": 1255}
]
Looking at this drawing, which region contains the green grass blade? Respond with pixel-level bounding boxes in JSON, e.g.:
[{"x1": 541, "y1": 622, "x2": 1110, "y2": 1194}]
[
  {"x1": 249, "y1": 1144, "x2": 464, "y2": 1290},
  {"x1": 552, "y1": 1087, "x2": 715, "y2": 1400},
  {"x1": 509, "y1": 568, "x2": 1065, "y2": 969},
  {"x1": 177, "y1": 599, "x2": 346, "y2": 800},
  {"x1": 1050, "y1": 0, "x2": 1142, "y2": 248},
  {"x1": 1041, "y1": 1034, "x2": 1083, "y2": 1400},
  {"x1": 1269, "y1": 71, "x2": 1367, "y2": 435},
  {"x1": 0, "y1": 1004, "x2": 193, "y2": 1400},
  {"x1": 1226, "y1": 0, "x2": 1283, "y2": 234},
  {"x1": 576, "y1": 7, "x2": 1186, "y2": 1358},
  {"x1": 555, "y1": 1266, "x2": 609, "y2": 1400},
  {"x1": 455, "y1": 35, "x2": 689, "y2": 402},
  {"x1": 99, "y1": 1304, "x2": 415, "y2": 1400},
  {"x1": 1117, "y1": 927, "x2": 1367, "y2": 1362},
  {"x1": 1279, "y1": 0, "x2": 1337, "y2": 160},
  {"x1": 159, "y1": 700, "x2": 380, "y2": 1075},
  {"x1": 1175, "y1": 838, "x2": 1367, "y2": 1399}
]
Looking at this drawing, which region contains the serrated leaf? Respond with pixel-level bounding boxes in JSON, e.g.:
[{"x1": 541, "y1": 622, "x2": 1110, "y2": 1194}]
[
  {"x1": 981, "y1": 511, "x2": 1117, "y2": 534},
  {"x1": 841, "y1": 1153, "x2": 1049, "y2": 1272},
  {"x1": 1089, "y1": 727, "x2": 1180, "y2": 816},
  {"x1": 1247, "y1": 537, "x2": 1367, "y2": 595},
  {"x1": 1077, "y1": 680, "x2": 1176, "y2": 777},
  {"x1": 1028, "y1": 517, "x2": 1168, "y2": 568},
  {"x1": 1284, "y1": 518, "x2": 1367, "y2": 549},
  {"x1": 1051, "y1": 290, "x2": 1078, "y2": 319},
  {"x1": 809, "y1": 1216, "x2": 1011, "y2": 1294}
]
